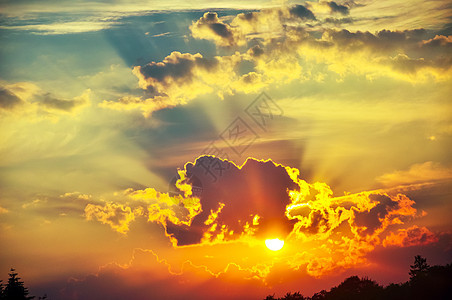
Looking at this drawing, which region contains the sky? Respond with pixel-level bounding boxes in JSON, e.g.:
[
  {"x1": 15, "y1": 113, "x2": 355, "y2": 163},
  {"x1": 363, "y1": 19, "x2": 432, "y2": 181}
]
[{"x1": 0, "y1": 0, "x2": 451, "y2": 299}]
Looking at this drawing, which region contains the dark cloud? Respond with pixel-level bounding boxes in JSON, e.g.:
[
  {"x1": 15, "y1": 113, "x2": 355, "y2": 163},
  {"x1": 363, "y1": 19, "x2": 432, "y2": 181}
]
[
  {"x1": 134, "y1": 51, "x2": 219, "y2": 95},
  {"x1": 0, "y1": 88, "x2": 22, "y2": 110},
  {"x1": 0, "y1": 83, "x2": 89, "y2": 116},
  {"x1": 238, "y1": 11, "x2": 257, "y2": 21},
  {"x1": 289, "y1": 5, "x2": 316, "y2": 20},
  {"x1": 421, "y1": 35, "x2": 452, "y2": 49},
  {"x1": 210, "y1": 22, "x2": 233, "y2": 39},
  {"x1": 353, "y1": 194, "x2": 401, "y2": 236},
  {"x1": 38, "y1": 93, "x2": 87, "y2": 112},
  {"x1": 326, "y1": 1, "x2": 350, "y2": 15},
  {"x1": 323, "y1": 28, "x2": 430, "y2": 53},
  {"x1": 390, "y1": 54, "x2": 452, "y2": 74},
  {"x1": 248, "y1": 45, "x2": 264, "y2": 57},
  {"x1": 190, "y1": 12, "x2": 240, "y2": 47},
  {"x1": 166, "y1": 156, "x2": 298, "y2": 246},
  {"x1": 316, "y1": 28, "x2": 452, "y2": 74}
]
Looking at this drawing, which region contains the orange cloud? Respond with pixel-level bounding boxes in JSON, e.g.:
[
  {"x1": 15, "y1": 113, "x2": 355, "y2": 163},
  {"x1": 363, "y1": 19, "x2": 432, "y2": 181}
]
[
  {"x1": 84, "y1": 156, "x2": 436, "y2": 278},
  {"x1": 383, "y1": 225, "x2": 438, "y2": 247}
]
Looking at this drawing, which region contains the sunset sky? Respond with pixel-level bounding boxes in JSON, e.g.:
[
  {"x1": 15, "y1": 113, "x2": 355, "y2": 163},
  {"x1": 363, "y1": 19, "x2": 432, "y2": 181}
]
[{"x1": 1, "y1": 0, "x2": 451, "y2": 299}]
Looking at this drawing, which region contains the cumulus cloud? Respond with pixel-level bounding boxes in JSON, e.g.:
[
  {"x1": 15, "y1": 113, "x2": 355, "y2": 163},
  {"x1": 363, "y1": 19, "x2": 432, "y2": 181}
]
[
  {"x1": 85, "y1": 156, "x2": 435, "y2": 277},
  {"x1": 191, "y1": 5, "x2": 316, "y2": 48},
  {"x1": 133, "y1": 51, "x2": 220, "y2": 96},
  {"x1": 102, "y1": 5, "x2": 451, "y2": 115},
  {"x1": 101, "y1": 51, "x2": 269, "y2": 115},
  {"x1": 190, "y1": 12, "x2": 243, "y2": 47}
]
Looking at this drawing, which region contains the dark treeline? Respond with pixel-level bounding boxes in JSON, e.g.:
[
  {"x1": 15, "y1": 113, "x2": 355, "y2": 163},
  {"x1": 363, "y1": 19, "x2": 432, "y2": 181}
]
[{"x1": 264, "y1": 255, "x2": 452, "y2": 300}]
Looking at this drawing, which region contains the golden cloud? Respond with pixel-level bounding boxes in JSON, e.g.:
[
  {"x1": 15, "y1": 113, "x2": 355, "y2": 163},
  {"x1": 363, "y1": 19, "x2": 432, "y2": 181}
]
[
  {"x1": 101, "y1": 6, "x2": 451, "y2": 115},
  {"x1": 84, "y1": 156, "x2": 436, "y2": 277},
  {"x1": 85, "y1": 202, "x2": 141, "y2": 234}
]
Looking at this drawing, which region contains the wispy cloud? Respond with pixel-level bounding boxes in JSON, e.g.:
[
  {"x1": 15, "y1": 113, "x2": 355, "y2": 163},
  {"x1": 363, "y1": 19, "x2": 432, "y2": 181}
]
[{"x1": 0, "y1": 20, "x2": 118, "y2": 35}]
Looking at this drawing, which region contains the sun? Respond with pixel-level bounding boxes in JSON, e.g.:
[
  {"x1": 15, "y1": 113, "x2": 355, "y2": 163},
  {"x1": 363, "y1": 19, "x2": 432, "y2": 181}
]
[{"x1": 265, "y1": 238, "x2": 284, "y2": 251}]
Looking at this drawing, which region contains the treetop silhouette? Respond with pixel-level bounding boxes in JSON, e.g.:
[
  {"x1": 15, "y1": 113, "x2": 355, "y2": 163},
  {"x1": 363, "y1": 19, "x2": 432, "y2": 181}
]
[{"x1": 264, "y1": 256, "x2": 452, "y2": 300}]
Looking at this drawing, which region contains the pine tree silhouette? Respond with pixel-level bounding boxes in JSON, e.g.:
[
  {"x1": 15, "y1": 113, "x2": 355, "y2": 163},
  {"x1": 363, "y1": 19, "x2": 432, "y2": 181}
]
[{"x1": 1, "y1": 268, "x2": 35, "y2": 300}]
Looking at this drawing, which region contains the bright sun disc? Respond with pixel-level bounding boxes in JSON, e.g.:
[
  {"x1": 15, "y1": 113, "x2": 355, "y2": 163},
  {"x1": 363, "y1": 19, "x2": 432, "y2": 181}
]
[{"x1": 265, "y1": 238, "x2": 284, "y2": 251}]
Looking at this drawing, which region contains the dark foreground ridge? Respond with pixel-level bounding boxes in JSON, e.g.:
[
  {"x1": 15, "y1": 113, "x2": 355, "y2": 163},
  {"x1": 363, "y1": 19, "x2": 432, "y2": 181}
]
[{"x1": 264, "y1": 255, "x2": 452, "y2": 300}]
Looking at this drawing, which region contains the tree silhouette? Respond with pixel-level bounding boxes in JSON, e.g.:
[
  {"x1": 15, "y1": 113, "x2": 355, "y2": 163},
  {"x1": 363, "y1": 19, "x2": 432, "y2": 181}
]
[
  {"x1": 326, "y1": 276, "x2": 383, "y2": 300},
  {"x1": 409, "y1": 255, "x2": 429, "y2": 280},
  {"x1": 281, "y1": 292, "x2": 305, "y2": 300},
  {"x1": 1, "y1": 268, "x2": 35, "y2": 300},
  {"x1": 310, "y1": 290, "x2": 327, "y2": 300},
  {"x1": 263, "y1": 255, "x2": 452, "y2": 300}
]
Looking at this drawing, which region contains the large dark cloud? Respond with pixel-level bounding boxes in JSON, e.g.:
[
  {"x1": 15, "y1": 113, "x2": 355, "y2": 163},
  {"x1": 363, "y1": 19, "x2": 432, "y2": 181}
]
[{"x1": 166, "y1": 156, "x2": 298, "y2": 246}]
